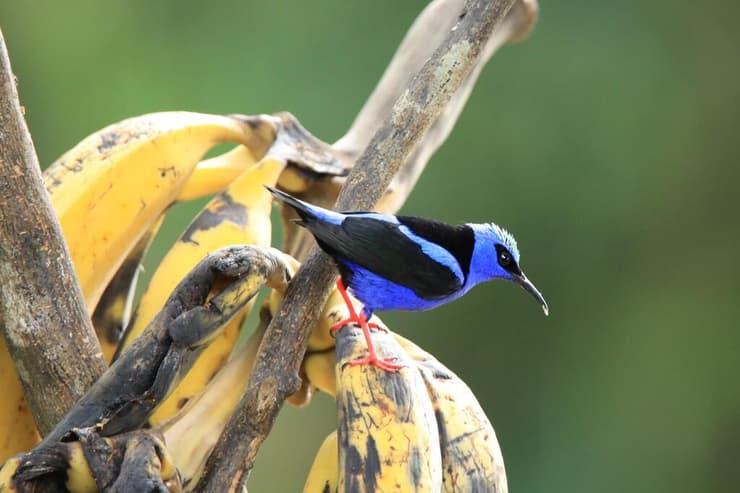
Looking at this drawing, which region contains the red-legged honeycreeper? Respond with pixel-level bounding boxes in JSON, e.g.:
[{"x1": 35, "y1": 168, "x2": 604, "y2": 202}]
[{"x1": 268, "y1": 187, "x2": 548, "y2": 372}]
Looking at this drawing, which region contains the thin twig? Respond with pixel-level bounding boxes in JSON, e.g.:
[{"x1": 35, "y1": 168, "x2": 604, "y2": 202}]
[
  {"x1": 194, "y1": 1, "x2": 517, "y2": 490},
  {"x1": 0, "y1": 29, "x2": 106, "y2": 434}
]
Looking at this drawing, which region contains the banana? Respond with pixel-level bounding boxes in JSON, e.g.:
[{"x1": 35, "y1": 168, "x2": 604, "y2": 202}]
[
  {"x1": 0, "y1": 430, "x2": 180, "y2": 493},
  {"x1": 117, "y1": 153, "x2": 285, "y2": 425},
  {"x1": 0, "y1": 339, "x2": 39, "y2": 462},
  {"x1": 303, "y1": 429, "x2": 338, "y2": 493},
  {"x1": 45, "y1": 111, "x2": 275, "y2": 311},
  {"x1": 161, "y1": 307, "x2": 269, "y2": 486},
  {"x1": 395, "y1": 336, "x2": 508, "y2": 493},
  {"x1": 91, "y1": 216, "x2": 163, "y2": 361},
  {"x1": 157, "y1": 252, "x2": 297, "y2": 486},
  {"x1": 0, "y1": 457, "x2": 20, "y2": 493},
  {"x1": 176, "y1": 144, "x2": 261, "y2": 202},
  {"x1": 304, "y1": 349, "x2": 337, "y2": 398},
  {"x1": 335, "y1": 324, "x2": 442, "y2": 492}
]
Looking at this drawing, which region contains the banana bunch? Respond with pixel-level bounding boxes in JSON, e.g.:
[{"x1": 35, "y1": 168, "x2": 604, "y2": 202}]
[
  {"x1": 0, "y1": 110, "x2": 342, "y2": 464},
  {"x1": 1, "y1": 111, "x2": 506, "y2": 493},
  {"x1": 0, "y1": 244, "x2": 294, "y2": 491}
]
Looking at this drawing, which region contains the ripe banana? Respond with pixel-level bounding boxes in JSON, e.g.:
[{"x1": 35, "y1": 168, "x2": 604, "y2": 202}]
[
  {"x1": 45, "y1": 111, "x2": 274, "y2": 311},
  {"x1": 91, "y1": 216, "x2": 163, "y2": 360},
  {"x1": 117, "y1": 153, "x2": 284, "y2": 425},
  {"x1": 0, "y1": 340, "x2": 39, "y2": 461},
  {"x1": 0, "y1": 429, "x2": 180, "y2": 493},
  {"x1": 303, "y1": 349, "x2": 337, "y2": 398},
  {"x1": 176, "y1": 143, "x2": 262, "y2": 202},
  {"x1": 161, "y1": 306, "x2": 270, "y2": 486},
  {"x1": 396, "y1": 336, "x2": 508, "y2": 492},
  {"x1": 335, "y1": 325, "x2": 443, "y2": 492},
  {"x1": 303, "y1": 429, "x2": 338, "y2": 493}
]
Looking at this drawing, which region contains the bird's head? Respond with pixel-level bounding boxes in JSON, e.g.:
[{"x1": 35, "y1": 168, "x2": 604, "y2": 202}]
[{"x1": 469, "y1": 222, "x2": 549, "y2": 315}]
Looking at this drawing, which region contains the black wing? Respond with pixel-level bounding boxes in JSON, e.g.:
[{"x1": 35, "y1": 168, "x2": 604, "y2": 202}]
[
  {"x1": 396, "y1": 215, "x2": 475, "y2": 281},
  {"x1": 305, "y1": 214, "x2": 473, "y2": 300}
]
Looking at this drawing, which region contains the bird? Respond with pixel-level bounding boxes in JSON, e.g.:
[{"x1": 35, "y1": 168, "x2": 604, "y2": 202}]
[{"x1": 267, "y1": 186, "x2": 548, "y2": 372}]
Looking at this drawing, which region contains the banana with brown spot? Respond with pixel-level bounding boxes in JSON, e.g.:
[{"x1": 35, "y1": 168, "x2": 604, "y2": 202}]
[{"x1": 117, "y1": 154, "x2": 285, "y2": 425}]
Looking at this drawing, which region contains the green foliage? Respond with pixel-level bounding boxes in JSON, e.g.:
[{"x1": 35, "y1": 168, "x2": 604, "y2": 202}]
[{"x1": 3, "y1": 1, "x2": 738, "y2": 491}]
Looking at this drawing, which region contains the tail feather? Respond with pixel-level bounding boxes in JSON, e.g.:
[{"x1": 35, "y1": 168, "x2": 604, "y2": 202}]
[{"x1": 265, "y1": 186, "x2": 316, "y2": 224}]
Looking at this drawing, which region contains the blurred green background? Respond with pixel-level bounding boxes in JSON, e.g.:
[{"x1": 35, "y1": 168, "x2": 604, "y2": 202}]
[{"x1": 2, "y1": 1, "x2": 739, "y2": 491}]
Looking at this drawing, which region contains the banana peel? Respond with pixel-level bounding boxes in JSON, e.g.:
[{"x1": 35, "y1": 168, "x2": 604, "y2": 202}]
[
  {"x1": 0, "y1": 428, "x2": 180, "y2": 493},
  {"x1": 45, "y1": 245, "x2": 291, "y2": 444}
]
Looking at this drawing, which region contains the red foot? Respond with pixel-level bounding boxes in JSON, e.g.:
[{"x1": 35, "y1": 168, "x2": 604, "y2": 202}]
[
  {"x1": 332, "y1": 278, "x2": 404, "y2": 373},
  {"x1": 349, "y1": 354, "x2": 404, "y2": 372},
  {"x1": 367, "y1": 322, "x2": 386, "y2": 333},
  {"x1": 330, "y1": 319, "x2": 386, "y2": 333},
  {"x1": 330, "y1": 317, "x2": 357, "y2": 333}
]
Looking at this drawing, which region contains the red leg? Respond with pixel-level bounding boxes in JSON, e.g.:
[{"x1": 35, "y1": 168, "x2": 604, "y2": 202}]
[
  {"x1": 330, "y1": 278, "x2": 403, "y2": 372},
  {"x1": 329, "y1": 278, "x2": 362, "y2": 333},
  {"x1": 349, "y1": 312, "x2": 404, "y2": 372}
]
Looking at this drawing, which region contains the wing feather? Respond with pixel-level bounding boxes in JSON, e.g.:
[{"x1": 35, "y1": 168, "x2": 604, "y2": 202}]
[{"x1": 306, "y1": 215, "x2": 463, "y2": 300}]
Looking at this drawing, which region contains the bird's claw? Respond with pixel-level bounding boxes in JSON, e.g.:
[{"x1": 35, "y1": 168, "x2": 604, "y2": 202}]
[
  {"x1": 349, "y1": 354, "x2": 404, "y2": 372},
  {"x1": 330, "y1": 318, "x2": 387, "y2": 334},
  {"x1": 366, "y1": 322, "x2": 387, "y2": 333},
  {"x1": 330, "y1": 317, "x2": 358, "y2": 334}
]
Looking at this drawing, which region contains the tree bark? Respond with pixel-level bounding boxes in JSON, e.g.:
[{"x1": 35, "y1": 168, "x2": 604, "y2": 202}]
[
  {"x1": 193, "y1": 0, "x2": 517, "y2": 491},
  {"x1": 0, "y1": 29, "x2": 106, "y2": 435}
]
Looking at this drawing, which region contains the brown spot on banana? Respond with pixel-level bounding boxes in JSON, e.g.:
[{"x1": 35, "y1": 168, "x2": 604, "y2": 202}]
[{"x1": 335, "y1": 325, "x2": 442, "y2": 492}]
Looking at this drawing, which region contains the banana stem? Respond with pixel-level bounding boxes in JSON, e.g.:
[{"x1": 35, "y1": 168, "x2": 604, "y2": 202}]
[
  {"x1": 195, "y1": 1, "x2": 518, "y2": 490},
  {"x1": 0, "y1": 28, "x2": 106, "y2": 434}
]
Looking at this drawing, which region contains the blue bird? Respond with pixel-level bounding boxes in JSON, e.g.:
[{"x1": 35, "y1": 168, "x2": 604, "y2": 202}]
[{"x1": 268, "y1": 187, "x2": 548, "y2": 372}]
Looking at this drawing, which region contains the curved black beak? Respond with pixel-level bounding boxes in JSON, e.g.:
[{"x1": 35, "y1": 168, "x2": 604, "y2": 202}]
[{"x1": 512, "y1": 273, "x2": 549, "y2": 316}]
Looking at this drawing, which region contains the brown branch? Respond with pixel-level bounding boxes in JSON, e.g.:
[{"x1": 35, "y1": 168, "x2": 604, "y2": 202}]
[
  {"x1": 376, "y1": 0, "x2": 539, "y2": 213},
  {"x1": 282, "y1": 0, "x2": 538, "y2": 260},
  {"x1": 335, "y1": 0, "x2": 537, "y2": 159},
  {"x1": 193, "y1": 0, "x2": 517, "y2": 490},
  {"x1": 0, "y1": 29, "x2": 106, "y2": 434}
]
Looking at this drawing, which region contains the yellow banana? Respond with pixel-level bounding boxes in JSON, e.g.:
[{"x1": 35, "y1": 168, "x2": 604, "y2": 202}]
[
  {"x1": 65, "y1": 442, "x2": 98, "y2": 493},
  {"x1": 45, "y1": 111, "x2": 274, "y2": 310},
  {"x1": 0, "y1": 431, "x2": 179, "y2": 493},
  {"x1": 0, "y1": 457, "x2": 20, "y2": 493},
  {"x1": 303, "y1": 349, "x2": 337, "y2": 398},
  {"x1": 396, "y1": 336, "x2": 508, "y2": 492},
  {"x1": 161, "y1": 307, "x2": 269, "y2": 485},
  {"x1": 157, "y1": 251, "x2": 297, "y2": 486},
  {"x1": 118, "y1": 154, "x2": 284, "y2": 425},
  {"x1": 303, "y1": 429, "x2": 338, "y2": 493},
  {"x1": 176, "y1": 144, "x2": 261, "y2": 202},
  {"x1": 0, "y1": 346, "x2": 38, "y2": 462},
  {"x1": 335, "y1": 325, "x2": 442, "y2": 492},
  {"x1": 269, "y1": 281, "x2": 361, "y2": 353},
  {"x1": 91, "y1": 216, "x2": 163, "y2": 361}
]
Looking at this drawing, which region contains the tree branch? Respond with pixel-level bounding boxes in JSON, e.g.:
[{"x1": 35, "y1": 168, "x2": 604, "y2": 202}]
[
  {"x1": 0, "y1": 29, "x2": 106, "y2": 434},
  {"x1": 282, "y1": 0, "x2": 538, "y2": 259},
  {"x1": 194, "y1": 0, "x2": 517, "y2": 490}
]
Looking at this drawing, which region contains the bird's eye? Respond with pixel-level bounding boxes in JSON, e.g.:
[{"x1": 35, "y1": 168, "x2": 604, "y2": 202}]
[
  {"x1": 494, "y1": 244, "x2": 519, "y2": 274},
  {"x1": 498, "y1": 250, "x2": 512, "y2": 267}
]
